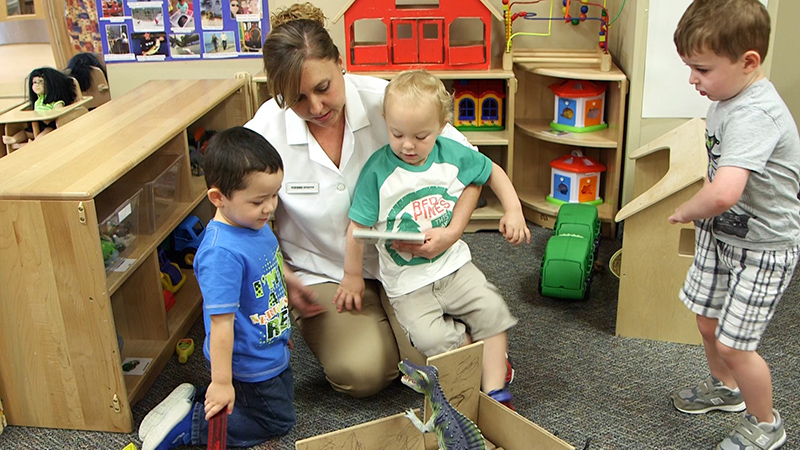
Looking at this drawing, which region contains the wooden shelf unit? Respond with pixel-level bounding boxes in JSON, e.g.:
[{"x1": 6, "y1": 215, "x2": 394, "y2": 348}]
[
  {"x1": 0, "y1": 79, "x2": 250, "y2": 432},
  {"x1": 512, "y1": 62, "x2": 627, "y2": 237}
]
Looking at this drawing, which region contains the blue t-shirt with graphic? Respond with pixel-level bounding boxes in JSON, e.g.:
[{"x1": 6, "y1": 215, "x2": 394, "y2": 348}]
[{"x1": 194, "y1": 220, "x2": 291, "y2": 383}]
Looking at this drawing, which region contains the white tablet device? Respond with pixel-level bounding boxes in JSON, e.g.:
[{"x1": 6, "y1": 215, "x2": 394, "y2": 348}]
[{"x1": 352, "y1": 229, "x2": 426, "y2": 245}]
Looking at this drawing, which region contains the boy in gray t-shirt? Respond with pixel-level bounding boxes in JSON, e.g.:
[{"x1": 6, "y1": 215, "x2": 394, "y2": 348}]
[{"x1": 668, "y1": 0, "x2": 800, "y2": 449}]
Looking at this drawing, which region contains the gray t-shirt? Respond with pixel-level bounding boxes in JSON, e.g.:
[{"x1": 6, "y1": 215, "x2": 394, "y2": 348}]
[{"x1": 706, "y1": 78, "x2": 800, "y2": 250}]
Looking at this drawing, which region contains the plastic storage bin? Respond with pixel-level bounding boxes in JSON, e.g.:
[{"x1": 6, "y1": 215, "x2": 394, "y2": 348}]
[
  {"x1": 142, "y1": 153, "x2": 183, "y2": 233},
  {"x1": 99, "y1": 188, "x2": 141, "y2": 273}
]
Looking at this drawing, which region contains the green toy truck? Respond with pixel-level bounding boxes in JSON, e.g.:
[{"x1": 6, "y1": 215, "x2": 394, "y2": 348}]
[{"x1": 539, "y1": 203, "x2": 600, "y2": 300}]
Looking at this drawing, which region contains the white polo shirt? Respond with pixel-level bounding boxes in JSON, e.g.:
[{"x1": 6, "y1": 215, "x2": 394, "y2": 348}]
[{"x1": 245, "y1": 73, "x2": 474, "y2": 286}]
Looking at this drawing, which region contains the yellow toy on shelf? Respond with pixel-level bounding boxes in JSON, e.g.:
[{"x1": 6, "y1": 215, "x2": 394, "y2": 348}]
[{"x1": 176, "y1": 338, "x2": 195, "y2": 364}]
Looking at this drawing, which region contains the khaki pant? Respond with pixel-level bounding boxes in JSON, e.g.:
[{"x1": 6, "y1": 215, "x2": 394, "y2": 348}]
[{"x1": 290, "y1": 280, "x2": 426, "y2": 398}]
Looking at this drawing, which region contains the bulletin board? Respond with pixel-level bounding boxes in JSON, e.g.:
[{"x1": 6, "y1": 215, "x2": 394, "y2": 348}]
[{"x1": 96, "y1": 0, "x2": 268, "y2": 62}]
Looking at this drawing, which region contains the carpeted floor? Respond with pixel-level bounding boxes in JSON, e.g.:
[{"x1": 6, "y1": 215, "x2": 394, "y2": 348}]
[{"x1": 2, "y1": 225, "x2": 799, "y2": 449}]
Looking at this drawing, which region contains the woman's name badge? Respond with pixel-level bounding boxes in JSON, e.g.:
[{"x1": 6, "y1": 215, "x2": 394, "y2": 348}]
[{"x1": 286, "y1": 182, "x2": 319, "y2": 194}]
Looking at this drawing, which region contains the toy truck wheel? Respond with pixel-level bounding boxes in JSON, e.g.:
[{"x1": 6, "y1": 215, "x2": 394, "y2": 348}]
[{"x1": 182, "y1": 249, "x2": 196, "y2": 267}]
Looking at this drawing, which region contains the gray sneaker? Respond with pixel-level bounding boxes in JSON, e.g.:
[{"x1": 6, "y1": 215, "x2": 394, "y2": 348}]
[
  {"x1": 672, "y1": 375, "x2": 746, "y2": 414},
  {"x1": 717, "y1": 409, "x2": 786, "y2": 450}
]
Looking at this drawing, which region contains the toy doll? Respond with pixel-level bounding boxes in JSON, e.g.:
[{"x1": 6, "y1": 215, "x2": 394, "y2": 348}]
[
  {"x1": 2, "y1": 67, "x2": 77, "y2": 147},
  {"x1": 66, "y1": 52, "x2": 107, "y2": 93}
]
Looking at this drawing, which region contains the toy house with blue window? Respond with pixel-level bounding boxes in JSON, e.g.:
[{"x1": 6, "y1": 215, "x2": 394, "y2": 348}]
[
  {"x1": 549, "y1": 79, "x2": 607, "y2": 133},
  {"x1": 548, "y1": 150, "x2": 606, "y2": 206},
  {"x1": 453, "y1": 79, "x2": 505, "y2": 131}
]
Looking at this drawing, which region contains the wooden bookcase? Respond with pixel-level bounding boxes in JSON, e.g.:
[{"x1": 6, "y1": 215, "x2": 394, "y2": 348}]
[
  {"x1": 0, "y1": 79, "x2": 250, "y2": 432},
  {"x1": 251, "y1": 68, "x2": 517, "y2": 232},
  {"x1": 512, "y1": 62, "x2": 628, "y2": 238}
]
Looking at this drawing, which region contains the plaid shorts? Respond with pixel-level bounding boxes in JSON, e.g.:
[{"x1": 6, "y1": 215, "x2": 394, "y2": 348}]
[{"x1": 679, "y1": 219, "x2": 799, "y2": 351}]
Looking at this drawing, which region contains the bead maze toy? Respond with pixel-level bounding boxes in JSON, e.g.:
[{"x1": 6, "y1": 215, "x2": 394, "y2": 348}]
[
  {"x1": 539, "y1": 203, "x2": 600, "y2": 300},
  {"x1": 501, "y1": 0, "x2": 616, "y2": 71}
]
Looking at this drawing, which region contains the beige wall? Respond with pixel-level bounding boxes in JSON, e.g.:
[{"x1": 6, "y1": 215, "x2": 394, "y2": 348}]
[{"x1": 770, "y1": 0, "x2": 800, "y2": 125}]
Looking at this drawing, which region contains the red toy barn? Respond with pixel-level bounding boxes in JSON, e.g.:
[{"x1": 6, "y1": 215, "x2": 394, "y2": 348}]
[{"x1": 333, "y1": 0, "x2": 503, "y2": 71}]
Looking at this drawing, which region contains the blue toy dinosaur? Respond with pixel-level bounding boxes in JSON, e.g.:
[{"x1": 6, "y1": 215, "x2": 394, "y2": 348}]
[{"x1": 399, "y1": 359, "x2": 486, "y2": 450}]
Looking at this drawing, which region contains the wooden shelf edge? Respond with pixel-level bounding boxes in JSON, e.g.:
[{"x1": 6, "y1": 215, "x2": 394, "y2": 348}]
[
  {"x1": 519, "y1": 191, "x2": 615, "y2": 222},
  {"x1": 351, "y1": 67, "x2": 514, "y2": 80},
  {"x1": 515, "y1": 118, "x2": 618, "y2": 148},
  {"x1": 514, "y1": 61, "x2": 627, "y2": 82},
  {"x1": 462, "y1": 129, "x2": 510, "y2": 146}
]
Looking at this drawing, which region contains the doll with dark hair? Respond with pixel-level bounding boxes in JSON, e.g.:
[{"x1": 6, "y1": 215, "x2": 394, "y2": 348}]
[
  {"x1": 65, "y1": 52, "x2": 107, "y2": 92},
  {"x1": 2, "y1": 67, "x2": 77, "y2": 147},
  {"x1": 27, "y1": 67, "x2": 77, "y2": 112}
]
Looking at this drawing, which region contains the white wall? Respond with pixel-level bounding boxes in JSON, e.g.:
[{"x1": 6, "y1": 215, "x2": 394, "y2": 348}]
[{"x1": 615, "y1": 0, "x2": 787, "y2": 206}]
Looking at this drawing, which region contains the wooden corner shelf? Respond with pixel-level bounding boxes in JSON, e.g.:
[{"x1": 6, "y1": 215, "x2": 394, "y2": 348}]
[
  {"x1": 513, "y1": 61, "x2": 628, "y2": 238},
  {"x1": 0, "y1": 79, "x2": 249, "y2": 433}
]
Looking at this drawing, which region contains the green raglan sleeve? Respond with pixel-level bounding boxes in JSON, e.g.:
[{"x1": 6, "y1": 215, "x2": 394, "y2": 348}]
[{"x1": 439, "y1": 138, "x2": 493, "y2": 186}]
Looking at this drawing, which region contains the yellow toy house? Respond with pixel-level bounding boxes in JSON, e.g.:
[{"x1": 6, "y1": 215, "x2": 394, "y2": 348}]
[{"x1": 453, "y1": 79, "x2": 505, "y2": 131}]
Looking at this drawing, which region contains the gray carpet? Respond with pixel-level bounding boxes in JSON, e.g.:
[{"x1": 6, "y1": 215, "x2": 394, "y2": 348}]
[{"x1": 2, "y1": 225, "x2": 799, "y2": 450}]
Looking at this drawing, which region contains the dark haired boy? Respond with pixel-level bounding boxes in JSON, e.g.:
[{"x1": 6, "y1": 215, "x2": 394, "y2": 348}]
[{"x1": 139, "y1": 127, "x2": 322, "y2": 450}]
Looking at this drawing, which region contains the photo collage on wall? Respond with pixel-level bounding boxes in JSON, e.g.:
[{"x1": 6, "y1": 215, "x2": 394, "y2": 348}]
[{"x1": 96, "y1": 0, "x2": 267, "y2": 62}]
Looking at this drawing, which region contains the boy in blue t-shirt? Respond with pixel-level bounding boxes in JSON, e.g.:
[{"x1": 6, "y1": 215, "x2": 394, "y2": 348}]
[
  {"x1": 139, "y1": 127, "x2": 322, "y2": 450},
  {"x1": 335, "y1": 70, "x2": 530, "y2": 409}
]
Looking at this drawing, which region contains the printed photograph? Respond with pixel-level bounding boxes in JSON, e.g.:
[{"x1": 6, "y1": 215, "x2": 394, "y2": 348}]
[
  {"x1": 132, "y1": 31, "x2": 168, "y2": 56},
  {"x1": 238, "y1": 20, "x2": 261, "y2": 53},
  {"x1": 203, "y1": 30, "x2": 235, "y2": 54},
  {"x1": 200, "y1": 0, "x2": 223, "y2": 29},
  {"x1": 105, "y1": 23, "x2": 131, "y2": 54},
  {"x1": 131, "y1": 4, "x2": 165, "y2": 32},
  {"x1": 169, "y1": 32, "x2": 201, "y2": 56},
  {"x1": 169, "y1": 0, "x2": 194, "y2": 33},
  {"x1": 101, "y1": 0, "x2": 124, "y2": 17}
]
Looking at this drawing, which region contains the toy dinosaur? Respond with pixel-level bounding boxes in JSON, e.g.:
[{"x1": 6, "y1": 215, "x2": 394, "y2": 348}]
[{"x1": 399, "y1": 359, "x2": 486, "y2": 450}]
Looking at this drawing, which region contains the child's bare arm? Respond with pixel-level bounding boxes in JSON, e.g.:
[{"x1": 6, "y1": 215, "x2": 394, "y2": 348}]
[
  {"x1": 334, "y1": 221, "x2": 367, "y2": 312},
  {"x1": 205, "y1": 313, "x2": 235, "y2": 420},
  {"x1": 392, "y1": 184, "x2": 481, "y2": 258},
  {"x1": 669, "y1": 166, "x2": 750, "y2": 224},
  {"x1": 487, "y1": 162, "x2": 530, "y2": 244}
]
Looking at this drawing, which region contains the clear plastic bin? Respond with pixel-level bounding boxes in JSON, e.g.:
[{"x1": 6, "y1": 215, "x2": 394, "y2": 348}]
[
  {"x1": 99, "y1": 188, "x2": 141, "y2": 273},
  {"x1": 142, "y1": 153, "x2": 183, "y2": 233}
]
